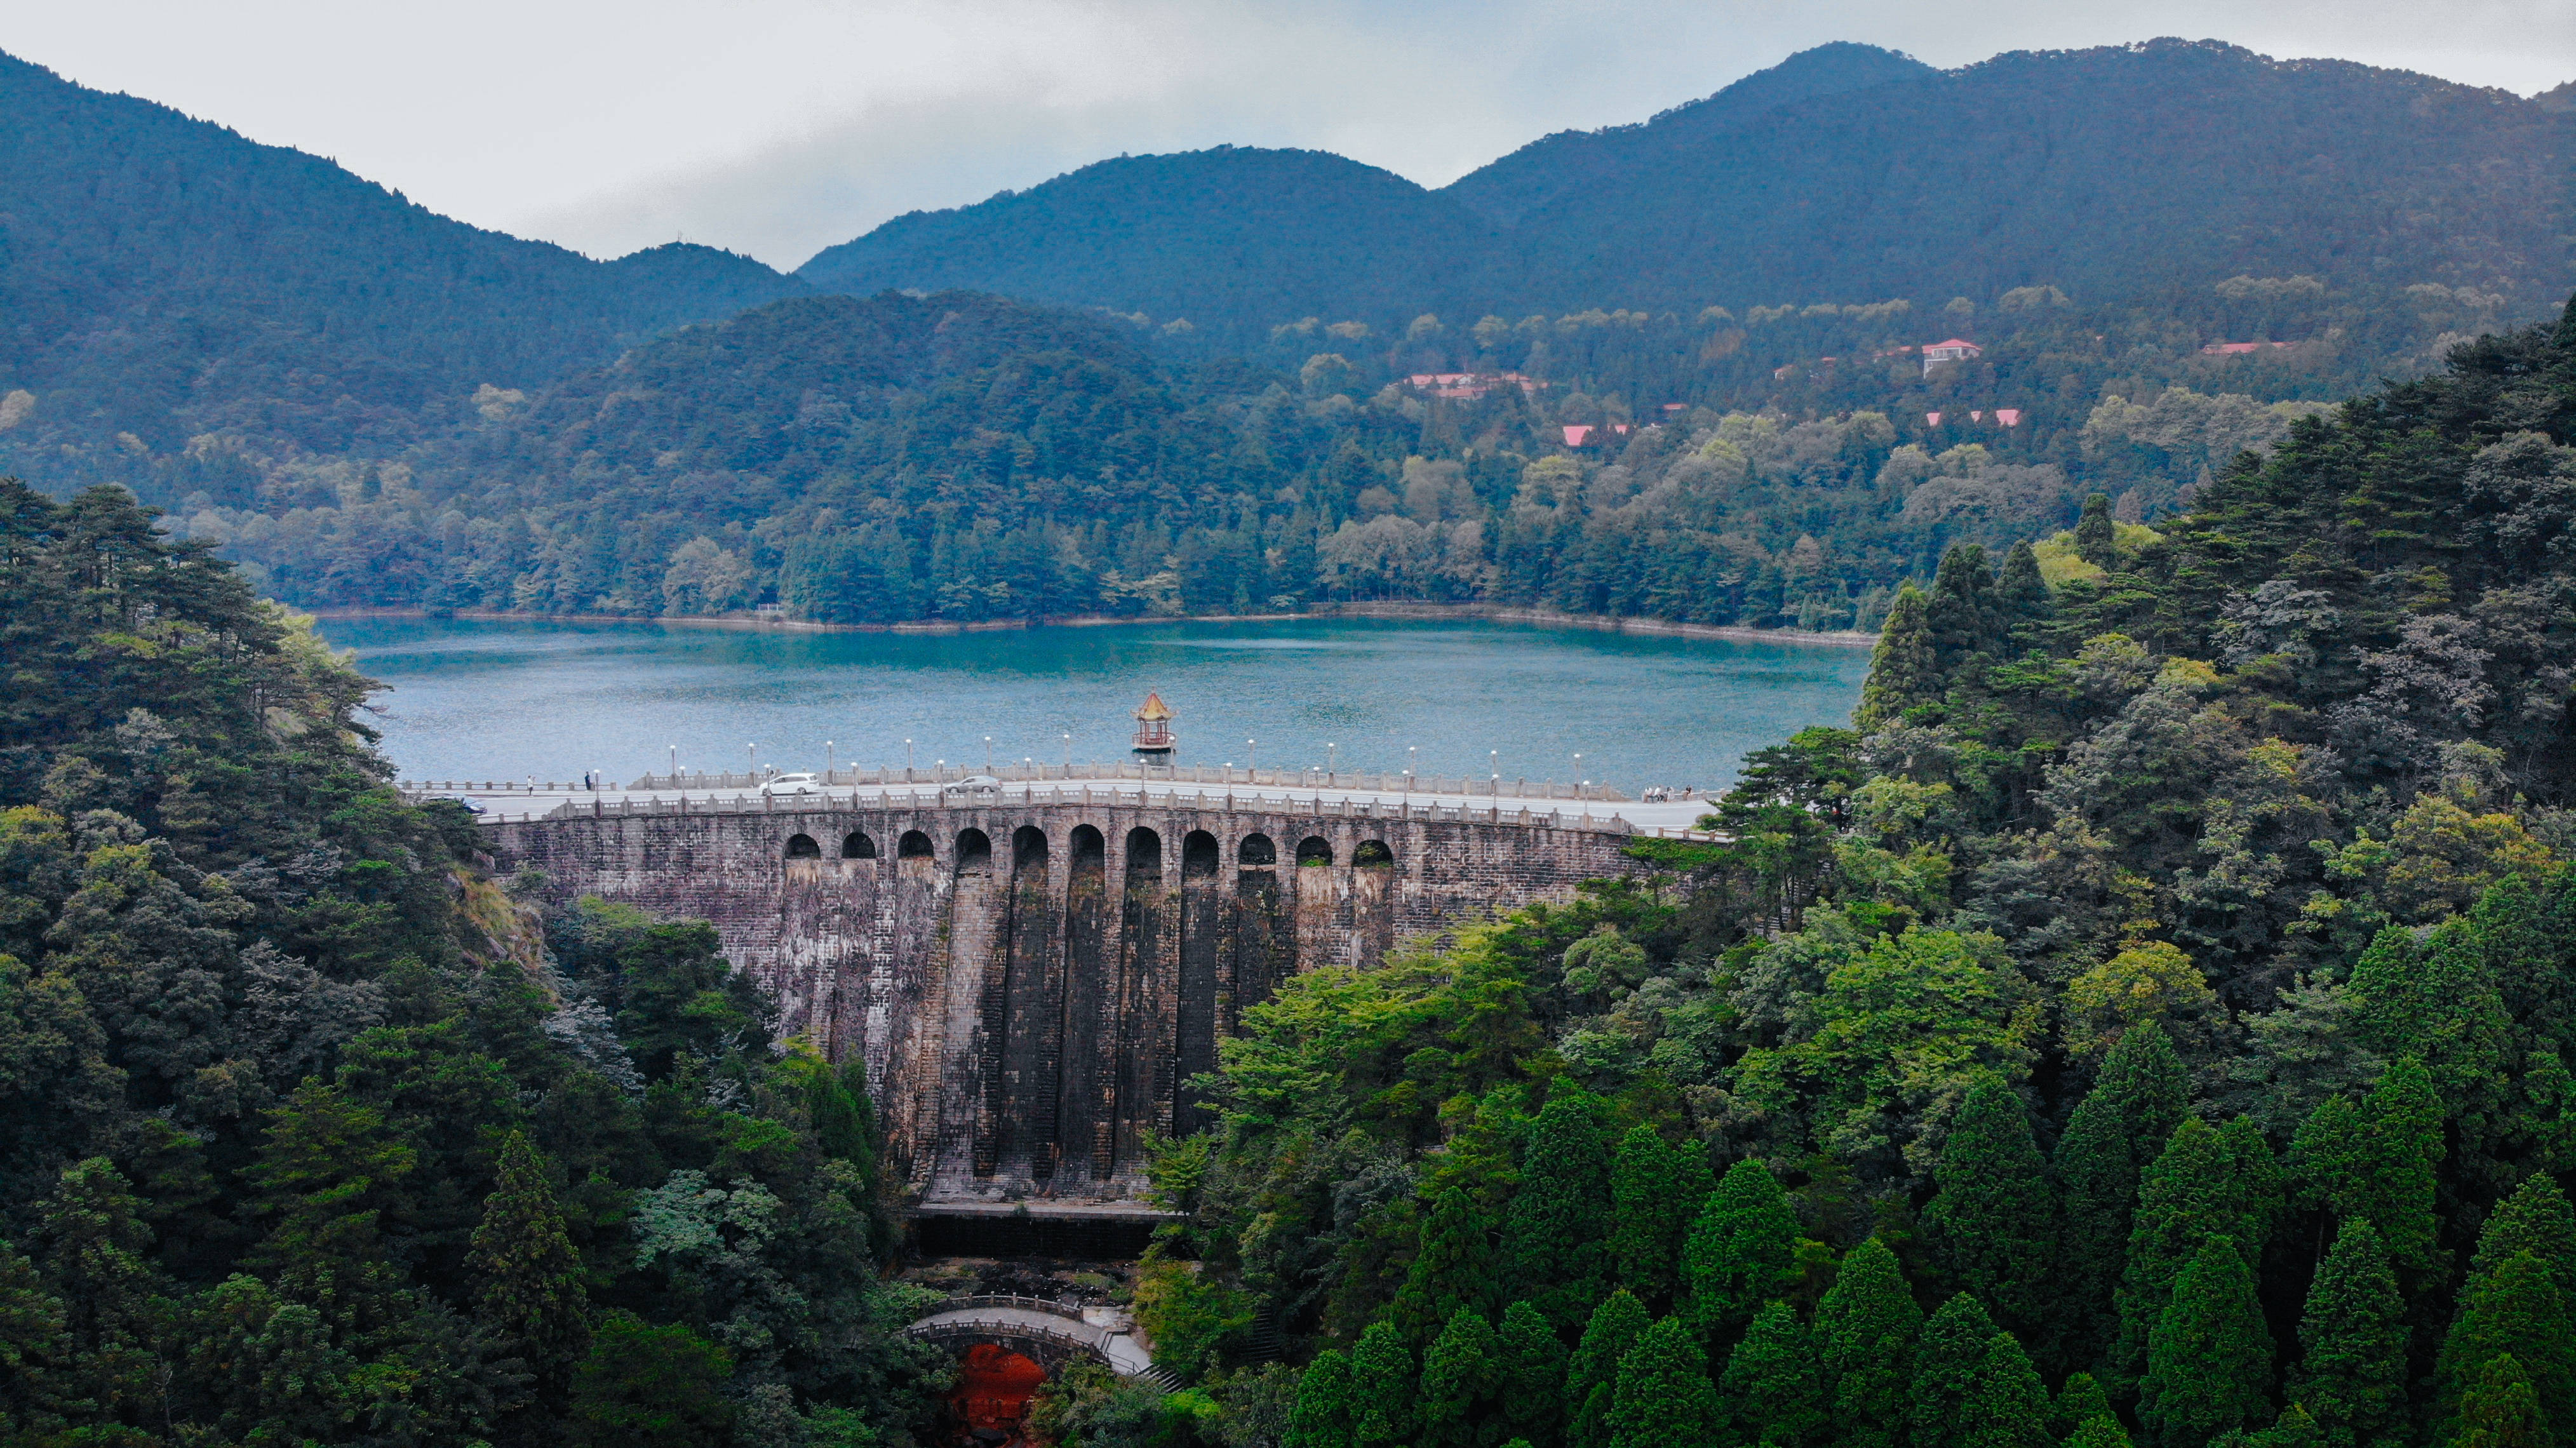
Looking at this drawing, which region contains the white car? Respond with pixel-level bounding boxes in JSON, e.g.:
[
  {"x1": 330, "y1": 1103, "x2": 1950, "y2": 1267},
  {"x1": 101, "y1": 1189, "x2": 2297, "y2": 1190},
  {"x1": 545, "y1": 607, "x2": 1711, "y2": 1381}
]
[
  {"x1": 760, "y1": 772, "x2": 824, "y2": 798},
  {"x1": 941, "y1": 775, "x2": 1003, "y2": 798}
]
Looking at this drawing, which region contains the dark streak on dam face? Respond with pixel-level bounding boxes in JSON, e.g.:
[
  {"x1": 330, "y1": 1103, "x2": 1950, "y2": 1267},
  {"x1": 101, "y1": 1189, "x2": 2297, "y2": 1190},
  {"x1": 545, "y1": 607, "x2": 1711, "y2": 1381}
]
[{"x1": 486, "y1": 801, "x2": 1637, "y2": 1202}]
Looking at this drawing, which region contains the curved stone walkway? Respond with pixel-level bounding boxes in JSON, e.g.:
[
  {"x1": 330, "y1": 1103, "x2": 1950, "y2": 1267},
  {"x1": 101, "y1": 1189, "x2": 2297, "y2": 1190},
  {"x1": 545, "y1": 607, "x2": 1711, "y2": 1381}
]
[{"x1": 904, "y1": 1297, "x2": 1171, "y2": 1388}]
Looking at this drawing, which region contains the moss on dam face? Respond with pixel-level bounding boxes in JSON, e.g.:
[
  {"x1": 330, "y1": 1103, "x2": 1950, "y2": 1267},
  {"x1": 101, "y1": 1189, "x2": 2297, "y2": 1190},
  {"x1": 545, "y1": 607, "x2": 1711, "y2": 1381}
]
[{"x1": 489, "y1": 801, "x2": 1637, "y2": 1202}]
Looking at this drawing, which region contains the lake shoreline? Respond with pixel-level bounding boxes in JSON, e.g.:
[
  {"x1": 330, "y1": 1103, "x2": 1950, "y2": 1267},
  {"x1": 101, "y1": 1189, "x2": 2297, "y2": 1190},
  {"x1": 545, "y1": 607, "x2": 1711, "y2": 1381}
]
[{"x1": 293, "y1": 601, "x2": 1881, "y2": 650}]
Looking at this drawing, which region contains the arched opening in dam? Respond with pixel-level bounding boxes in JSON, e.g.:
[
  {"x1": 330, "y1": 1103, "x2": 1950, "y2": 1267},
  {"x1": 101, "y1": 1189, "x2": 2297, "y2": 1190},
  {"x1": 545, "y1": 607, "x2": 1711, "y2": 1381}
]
[
  {"x1": 784, "y1": 832, "x2": 821, "y2": 859},
  {"x1": 843, "y1": 831, "x2": 877, "y2": 859}
]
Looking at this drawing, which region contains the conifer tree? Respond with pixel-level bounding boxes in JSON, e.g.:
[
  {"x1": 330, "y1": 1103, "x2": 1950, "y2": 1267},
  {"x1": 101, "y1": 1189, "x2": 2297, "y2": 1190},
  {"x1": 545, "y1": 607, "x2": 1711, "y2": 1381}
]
[
  {"x1": 1609, "y1": 1316, "x2": 1721, "y2": 1448},
  {"x1": 1609, "y1": 1128, "x2": 1708, "y2": 1311},
  {"x1": 2436, "y1": 1251, "x2": 2575, "y2": 1444},
  {"x1": 1856, "y1": 585, "x2": 1940, "y2": 729},
  {"x1": 1816, "y1": 1236, "x2": 1922, "y2": 1448},
  {"x1": 1926, "y1": 1078, "x2": 2056, "y2": 1343},
  {"x1": 1496, "y1": 1299, "x2": 1567, "y2": 1448},
  {"x1": 2288, "y1": 1096, "x2": 2368, "y2": 1224},
  {"x1": 2457, "y1": 1355, "x2": 2549, "y2": 1448},
  {"x1": 2290, "y1": 1219, "x2": 2406, "y2": 1448},
  {"x1": 2140, "y1": 1235, "x2": 2274, "y2": 1448},
  {"x1": 2359, "y1": 1058, "x2": 2443, "y2": 1277},
  {"x1": 2066, "y1": 1418, "x2": 2135, "y2": 1448},
  {"x1": 1684, "y1": 1158, "x2": 1806, "y2": 1343},
  {"x1": 2056, "y1": 1096, "x2": 2139, "y2": 1374},
  {"x1": 1503, "y1": 1093, "x2": 1614, "y2": 1335},
  {"x1": 2116, "y1": 1117, "x2": 2273, "y2": 1379},
  {"x1": 1910, "y1": 1294, "x2": 2001, "y2": 1448},
  {"x1": 1418, "y1": 1307, "x2": 1500, "y2": 1448},
  {"x1": 1996, "y1": 540, "x2": 2051, "y2": 622},
  {"x1": 2053, "y1": 1373, "x2": 2111, "y2": 1437},
  {"x1": 2074, "y1": 493, "x2": 2119, "y2": 569},
  {"x1": 2098, "y1": 1022, "x2": 2191, "y2": 1155},
  {"x1": 1565, "y1": 1289, "x2": 1650, "y2": 1448},
  {"x1": 2465, "y1": 1174, "x2": 2576, "y2": 1298},
  {"x1": 1966, "y1": 1331, "x2": 2051, "y2": 1448},
  {"x1": 1395, "y1": 1186, "x2": 1499, "y2": 1346},
  {"x1": 468, "y1": 1130, "x2": 591, "y2": 1390},
  {"x1": 1286, "y1": 1349, "x2": 1355, "y2": 1448},
  {"x1": 1348, "y1": 1321, "x2": 1417, "y2": 1448},
  {"x1": 1721, "y1": 1301, "x2": 1827, "y2": 1448},
  {"x1": 1927, "y1": 543, "x2": 2001, "y2": 666}
]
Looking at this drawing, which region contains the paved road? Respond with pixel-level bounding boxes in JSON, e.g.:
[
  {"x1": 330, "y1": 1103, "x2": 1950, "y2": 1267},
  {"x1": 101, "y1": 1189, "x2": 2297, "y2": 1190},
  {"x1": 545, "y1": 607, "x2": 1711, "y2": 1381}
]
[
  {"x1": 415, "y1": 777, "x2": 1723, "y2": 833},
  {"x1": 908, "y1": 1304, "x2": 1159, "y2": 1379}
]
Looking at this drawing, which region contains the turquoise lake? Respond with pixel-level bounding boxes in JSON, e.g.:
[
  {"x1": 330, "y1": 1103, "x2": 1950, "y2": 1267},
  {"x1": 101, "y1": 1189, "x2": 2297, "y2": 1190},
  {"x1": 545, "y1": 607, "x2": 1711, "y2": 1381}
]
[{"x1": 310, "y1": 616, "x2": 1871, "y2": 796}]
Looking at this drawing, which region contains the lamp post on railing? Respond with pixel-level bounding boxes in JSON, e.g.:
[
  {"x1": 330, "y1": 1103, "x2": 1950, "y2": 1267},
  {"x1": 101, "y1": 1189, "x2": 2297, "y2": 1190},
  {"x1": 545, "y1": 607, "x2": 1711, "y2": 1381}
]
[
  {"x1": 904, "y1": 739, "x2": 915, "y2": 781},
  {"x1": 825, "y1": 741, "x2": 834, "y2": 779},
  {"x1": 669, "y1": 744, "x2": 677, "y2": 781},
  {"x1": 1407, "y1": 746, "x2": 1416, "y2": 792},
  {"x1": 1246, "y1": 739, "x2": 1255, "y2": 780},
  {"x1": 1572, "y1": 754, "x2": 1583, "y2": 800},
  {"x1": 1063, "y1": 734, "x2": 1071, "y2": 772},
  {"x1": 1326, "y1": 742, "x2": 1336, "y2": 784},
  {"x1": 984, "y1": 736, "x2": 992, "y2": 771},
  {"x1": 748, "y1": 743, "x2": 758, "y2": 779}
]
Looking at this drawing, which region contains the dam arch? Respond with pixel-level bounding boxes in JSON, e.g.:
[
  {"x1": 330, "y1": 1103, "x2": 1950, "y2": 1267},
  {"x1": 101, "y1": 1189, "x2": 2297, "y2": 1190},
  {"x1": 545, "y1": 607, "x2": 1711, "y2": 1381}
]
[{"x1": 486, "y1": 794, "x2": 1639, "y2": 1200}]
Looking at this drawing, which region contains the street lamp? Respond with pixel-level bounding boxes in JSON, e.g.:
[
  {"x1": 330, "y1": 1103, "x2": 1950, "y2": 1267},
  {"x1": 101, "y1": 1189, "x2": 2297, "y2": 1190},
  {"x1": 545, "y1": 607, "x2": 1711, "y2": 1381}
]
[
  {"x1": 669, "y1": 744, "x2": 678, "y2": 781},
  {"x1": 825, "y1": 740, "x2": 834, "y2": 779},
  {"x1": 904, "y1": 739, "x2": 915, "y2": 780},
  {"x1": 1063, "y1": 734, "x2": 1072, "y2": 772},
  {"x1": 1326, "y1": 742, "x2": 1336, "y2": 784},
  {"x1": 1247, "y1": 738, "x2": 1256, "y2": 779},
  {"x1": 984, "y1": 736, "x2": 993, "y2": 771},
  {"x1": 748, "y1": 743, "x2": 758, "y2": 779},
  {"x1": 1572, "y1": 753, "x2": 1583, "y2": 798},
  {"x1": 1407, "y1": 745, "x2": 1417, "y2": 791}
]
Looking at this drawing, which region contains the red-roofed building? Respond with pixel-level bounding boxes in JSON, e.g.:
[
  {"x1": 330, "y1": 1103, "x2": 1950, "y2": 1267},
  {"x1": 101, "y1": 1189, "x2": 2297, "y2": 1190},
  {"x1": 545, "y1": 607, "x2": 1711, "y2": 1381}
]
[
  {"x1": 1562, "y1": 425, "x2": 1593, "y2": 447},
  {"x1": 1921, "y1": 339, "x2": 1982, "y2": 375},
  {"x1": 1996, "y1": 408, "x2": 2023, "y2": 427}
]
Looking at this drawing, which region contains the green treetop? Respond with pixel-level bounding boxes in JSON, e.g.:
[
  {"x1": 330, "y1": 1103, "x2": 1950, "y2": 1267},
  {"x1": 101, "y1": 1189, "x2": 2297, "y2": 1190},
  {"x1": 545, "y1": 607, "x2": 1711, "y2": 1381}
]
[
  {"x1": 1965, "y1": 1331, "x2": 2051, "y2": 1448},
  {"x1": 1495, "y1": 1299, "x2": 1567, "y2": 1448},
  {"x1": 1816, "y1": 1236, "x2": 1923, "y2": 1448},
  {"x1": 1609, "y1": 1315, "x2": 1721, "y2": 1448},
  {"x1": 2289, "y1": 1219, "x2": 2406, "y2": 1448},
  {"x1": 1926, "y1": 1077, "x2": 2058, "y2": 1345},
  {"x1": 2466, "y1": 1174, "x2": 2576, "y2": 1299},
  {"x1": 2140, "y1": 1235, "x2": 2276, "y2": 1448},
  {"x1": 2074, "y1": 492, "x2": 2119, "y2": 569},
  {"x1": 1565, "y1": 1289, "x2": 1650, "y2": 1448},
  {"x1": 1855, "y1": 586, "x2": 1939, "y2": 730},
  {"x1": 467, "y1": 1130, "x2": 591, "y2": 1390},
  {"x1": 2116, "y1": 1116, "x2": 2275, "y2": 1379},
  {"x1": 2457, "y1": 1355, "x2": 2550, "y2": 1448},
  {"x1": 2436, "y1": 1250, "x2": 2575, "y2": 1445},
  {"x1": 1418, "y1": 1306, "x2": 1500, "y2": 1448},
  {"x1": 1609, "y1": 1127, "x2": 1711, "y2": 1311},
  {"x1": 1910, "y1": 1293, "x2": 2002, "y2": 1448},
  {"x1": 568, "y1": 1311, "x2": 735, "y2": 1448},
  {"x1": 1721, "y1": 1300, "x2": 1827, "y2": 1448},
  {"x1": 1503, "y1": 1093, "x2": 1614, "y2": 1335},
  {"x1": 1684, "y1": 1158, "x2": 1806, "y2": 1344},
  {"x1": 1285, "y1": 1348, "x2": 1355, "y2": 1448},
  {"x1": 1395, "y1": 1186, "x2": 1499, "y2": 1346},
  {"x1": 1348, "y1": 1320, "x2": 1418, "y2": 1448}
]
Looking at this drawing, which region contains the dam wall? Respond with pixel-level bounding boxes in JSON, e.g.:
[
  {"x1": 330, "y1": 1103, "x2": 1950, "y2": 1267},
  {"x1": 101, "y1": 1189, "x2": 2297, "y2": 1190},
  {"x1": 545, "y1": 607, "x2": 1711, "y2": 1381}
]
[{"x1": 485, "y1": 790, "x2": 1640, "y2": 1202}]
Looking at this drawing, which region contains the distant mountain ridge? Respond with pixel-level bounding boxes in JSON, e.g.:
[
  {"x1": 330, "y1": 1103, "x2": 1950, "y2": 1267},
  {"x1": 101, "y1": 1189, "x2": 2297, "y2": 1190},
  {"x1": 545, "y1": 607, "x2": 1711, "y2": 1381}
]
[
  {"x1": 798, "y1": 39, "x2": 2573, "y2": 345},
  {"x1": 0, "y1": 48, "x2": 805, "y2": 462}
]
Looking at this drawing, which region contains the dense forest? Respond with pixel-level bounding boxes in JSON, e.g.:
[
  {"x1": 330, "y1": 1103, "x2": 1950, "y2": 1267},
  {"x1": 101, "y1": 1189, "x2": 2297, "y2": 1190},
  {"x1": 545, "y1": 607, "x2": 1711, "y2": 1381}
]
[
  {"x1": 1015, "y1": 297, "x2": 2576, "y2": 1447},
  {"x1": 168, "y1": 281, "x2": 2471, "y2": 634},
  {"x1": 0, "y1": 479, "x2": 944, "y2": 1448}
]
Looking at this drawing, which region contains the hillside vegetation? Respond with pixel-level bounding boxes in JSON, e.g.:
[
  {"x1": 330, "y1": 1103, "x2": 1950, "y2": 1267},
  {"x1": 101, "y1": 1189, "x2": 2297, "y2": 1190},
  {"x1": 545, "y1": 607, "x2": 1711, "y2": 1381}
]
[{"x1": 1045, "y1": 288, "x2": 2576, "y2": 1448}]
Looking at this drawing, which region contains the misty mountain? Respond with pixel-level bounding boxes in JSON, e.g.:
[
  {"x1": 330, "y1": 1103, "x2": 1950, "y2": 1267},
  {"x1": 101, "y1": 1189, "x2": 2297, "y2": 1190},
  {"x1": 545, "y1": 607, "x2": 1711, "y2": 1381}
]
[
  {"x1": 0, "y1": 49, "x2": 805, "y2": 465},
  {"x1": 798, "y1": 40, "x2": 2572, "y2": 345}
]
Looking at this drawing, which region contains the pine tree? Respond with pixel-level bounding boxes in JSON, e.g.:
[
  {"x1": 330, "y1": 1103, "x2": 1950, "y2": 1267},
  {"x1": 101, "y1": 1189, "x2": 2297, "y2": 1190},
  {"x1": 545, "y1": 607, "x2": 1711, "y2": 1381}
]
[
  {"x1": 2116, "y1": 1117, "x2": 2272, "y2": 1379},
  {"x1": 2288, "y1": 1096, "x2": 2369, "y2": 1225},
  {"x1": 2290, "y1": 1219, "x2": 2406, "y2": 1448},
  {"x1": 1395, "y1": 1186, "x2": 1499, "y2": 1346},
  {"x1": 1721, "y1": 1301, "x2": 1827, "y2": 1448},
  {"x1": 2457, "y1": 1355, "x2": 2549, "y2": 1448},
  {"x1": 1348, "y1": 1321, "x2": 1417, "y2": 1448},
  {"x1": 1418, "y1": 1308, "x2": 1500, "y2": 1448},
  {"x1": 1503, "y1": 1093, "x2": 1614, "y2": 1336},
  {"x1": 1996, "y1": 540, "x2": 2051, "y2": 624},
  {"x1": 1816, "y1": 1237, "x2": 1922, "y2": 1448},
  {"x1": 468, "y1": 1130, "x2": 591, "y2": 1388},
  {"x1": 1609, "y1": 1316, "x2": 1720, "y2": 1448},
  {"x1": 1926, "y1": 1078, "x2": 2056, "y2": 1344},
  {"x1": 2056, "y1": 1094, "x2": 2139, "y2": 1374},
  {"x1": 1285, "y1": 1349, "x2": 1355, "y2": 1448},
  {"x1": 2098, "y1": 1023, "x2": 2191, "y2": 1155},
  {"x1": 1965, "y1": 1332, "x2": 2051, "y2": 1448},
  {"x1": 2066, "y1": 1418, "x2": 2136, "y2": 1448},
  {"x1": 1910, "y1": 1293, "x2": 2001, "y2": 1448},
  {"x1": 1496, "y1": 1299, "x2": 1567, "y2": 1448},
  {"x1": 2465, "y1": 1174, "x2": 2576, "y2": 1298},
  {"x1": 2053, "y1": 1374, "x2": 2111, "y2": 1438},
  {"x1": 1926, "y1": 543, "x2": 2001, "y2": 667},
  {"x1": 1856, "y1": 585, "x2": 1940, "y2": 728},
  {"x1": 1683, "y1": 1158, "x2": 1805, "y2": 1343},
  {"x1": 2436, "y1": 1251, "x2": 2575, "y2": 1444},
  {"x1": 1565, "y1": 1289, "x2": 1650, "y2": 1448},
  {"x1": 1608, "y1": 1128, "x2": 1708, "y2": 1311},
  {"x1": 2074, "y1": 493, "x2": 2119, "y2": 569},
  {"x1": 2140, "y1": 1235, "x2": 2274, "y2": 1448},
  {"x1": 2358, "y1": 1058, "x2": 2443, "y2": 1277}
]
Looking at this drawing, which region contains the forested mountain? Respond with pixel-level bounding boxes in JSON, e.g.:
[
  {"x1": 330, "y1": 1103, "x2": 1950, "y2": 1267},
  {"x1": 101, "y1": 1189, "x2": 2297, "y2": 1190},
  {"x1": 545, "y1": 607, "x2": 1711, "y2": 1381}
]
[
  {"x1": 0, "y1": 50, "x2": 804, "y2": 482},
  {"x1": 1038, "y1": 283, "x2": 2576, "y2": 1448},
  {"x1": 0, "y1": 479, "x2": 942, "y2": 1447},
  {"x1": 802, "y1": 40, "x2": 2573, "y2": 347}
]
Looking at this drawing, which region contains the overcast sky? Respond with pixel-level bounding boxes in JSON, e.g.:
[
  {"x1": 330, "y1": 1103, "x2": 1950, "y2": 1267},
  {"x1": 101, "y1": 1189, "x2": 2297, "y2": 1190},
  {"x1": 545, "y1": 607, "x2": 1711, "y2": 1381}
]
[{"x1": 4, "y1": 0, "x2": 2570, "y2": 271}]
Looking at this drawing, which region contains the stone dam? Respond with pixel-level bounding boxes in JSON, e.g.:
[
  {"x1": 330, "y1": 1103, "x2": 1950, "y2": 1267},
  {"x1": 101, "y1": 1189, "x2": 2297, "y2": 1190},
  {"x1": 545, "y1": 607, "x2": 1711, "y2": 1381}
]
[{"x1": 474, "y1": 774, "x2": 1666, "y2": 1207}]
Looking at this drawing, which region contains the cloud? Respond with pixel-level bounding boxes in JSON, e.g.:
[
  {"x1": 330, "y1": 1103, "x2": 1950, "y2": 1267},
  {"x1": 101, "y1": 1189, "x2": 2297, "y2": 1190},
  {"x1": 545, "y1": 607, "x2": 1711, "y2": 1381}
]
[{"x1": 6, "y1": 0, "x2": 2572, "y2": 269}]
